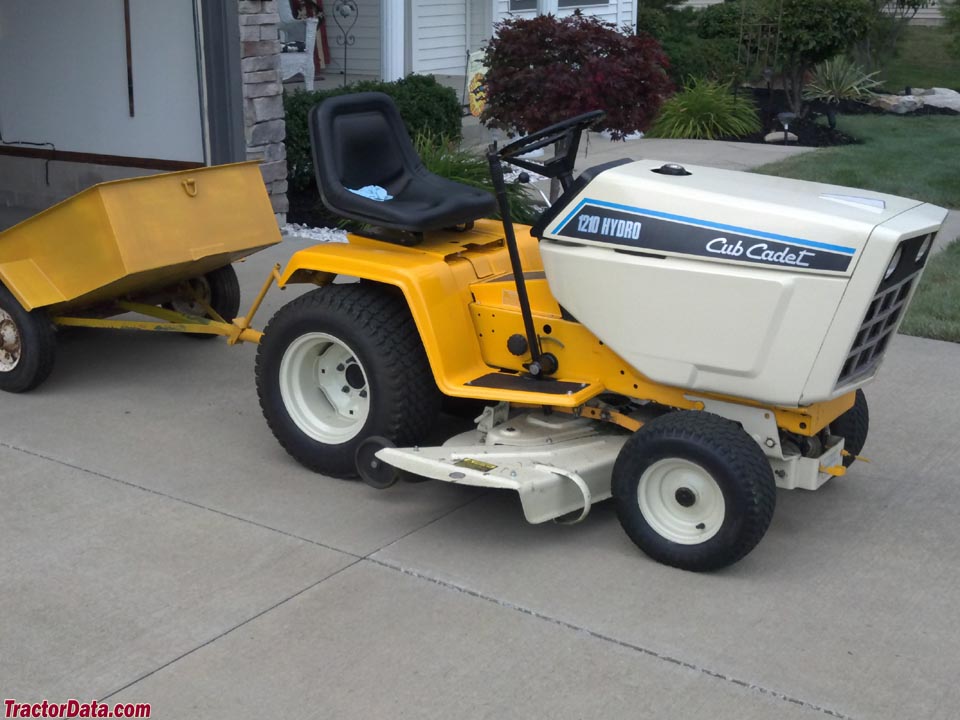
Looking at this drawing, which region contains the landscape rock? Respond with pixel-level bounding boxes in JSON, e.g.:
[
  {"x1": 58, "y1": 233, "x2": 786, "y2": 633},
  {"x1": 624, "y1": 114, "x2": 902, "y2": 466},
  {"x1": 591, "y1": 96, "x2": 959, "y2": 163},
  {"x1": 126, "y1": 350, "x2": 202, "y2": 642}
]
[
  {"x1": 924, "y1": 88, "x2": 960, "y2": 112},
  {"x1": 764, "y1": 131, "x2": 799, "y2": 144},
  {"x1": 869, "y1": 94, "x2": 924, "y2": 114}
]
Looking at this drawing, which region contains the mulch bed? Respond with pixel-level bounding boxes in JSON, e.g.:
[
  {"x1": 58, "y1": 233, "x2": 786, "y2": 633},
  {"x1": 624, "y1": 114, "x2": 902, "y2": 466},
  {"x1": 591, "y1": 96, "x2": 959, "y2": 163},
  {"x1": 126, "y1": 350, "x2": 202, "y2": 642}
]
[{"x1": 724, "y1": 86, "x2": 958, "y2": 148}]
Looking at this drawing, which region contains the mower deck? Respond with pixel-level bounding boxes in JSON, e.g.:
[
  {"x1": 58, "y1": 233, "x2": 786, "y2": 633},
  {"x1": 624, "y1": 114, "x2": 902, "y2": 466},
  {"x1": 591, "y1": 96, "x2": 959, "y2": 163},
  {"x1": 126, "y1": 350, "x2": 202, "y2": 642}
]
[
  {"x1": 376, "y1": 405, "x2": 850, "y2": 525},
  {"x1": 378, "y1": 410, "x2": 628, "y2": 524}
]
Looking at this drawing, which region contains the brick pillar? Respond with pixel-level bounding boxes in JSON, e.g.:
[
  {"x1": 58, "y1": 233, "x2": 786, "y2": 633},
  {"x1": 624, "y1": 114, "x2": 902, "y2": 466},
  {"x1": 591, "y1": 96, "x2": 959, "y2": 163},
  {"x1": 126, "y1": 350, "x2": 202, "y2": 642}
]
[{"x1": 239, "y1": 0, "x2": 288, "y2": 224}]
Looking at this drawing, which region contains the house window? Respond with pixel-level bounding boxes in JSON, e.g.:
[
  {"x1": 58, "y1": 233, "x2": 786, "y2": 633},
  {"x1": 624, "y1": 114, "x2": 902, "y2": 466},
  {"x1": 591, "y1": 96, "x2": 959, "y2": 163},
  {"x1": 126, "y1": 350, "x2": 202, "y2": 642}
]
[
  {"x1": 557, "y1": 0, "x2": 609, "y2": 7},
  {"x1": 509, "y1": 0, "x2": 538, "y2": 10}
]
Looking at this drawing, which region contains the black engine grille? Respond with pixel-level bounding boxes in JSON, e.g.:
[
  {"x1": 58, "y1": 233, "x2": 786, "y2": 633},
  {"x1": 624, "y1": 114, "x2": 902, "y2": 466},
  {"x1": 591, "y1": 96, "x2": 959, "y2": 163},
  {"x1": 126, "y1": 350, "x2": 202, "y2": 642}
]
[{"x1": 836, "y1": 234, "x2": 932, "y2": 387}]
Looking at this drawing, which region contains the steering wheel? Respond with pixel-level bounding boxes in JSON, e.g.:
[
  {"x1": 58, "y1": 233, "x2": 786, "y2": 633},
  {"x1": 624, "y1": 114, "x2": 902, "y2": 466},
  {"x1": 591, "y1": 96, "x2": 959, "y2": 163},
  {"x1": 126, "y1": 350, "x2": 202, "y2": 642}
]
[{"x1": 498, "y1": 110, "x2": 605, "y2": 161}]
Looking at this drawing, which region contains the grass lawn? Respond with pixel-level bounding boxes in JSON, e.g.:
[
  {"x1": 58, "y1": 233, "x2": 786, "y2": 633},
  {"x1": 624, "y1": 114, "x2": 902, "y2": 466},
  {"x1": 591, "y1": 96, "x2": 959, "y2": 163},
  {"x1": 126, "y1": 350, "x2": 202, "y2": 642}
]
[
  {"x1": 754, "y1": 115, "x2": 960, "y2": 209},
  {"x1": 878, "y1": 26, "x2": 960, "y2": 92},
  {"x1": 901, "y1": 239, "x2": 960, "y2": 342}
]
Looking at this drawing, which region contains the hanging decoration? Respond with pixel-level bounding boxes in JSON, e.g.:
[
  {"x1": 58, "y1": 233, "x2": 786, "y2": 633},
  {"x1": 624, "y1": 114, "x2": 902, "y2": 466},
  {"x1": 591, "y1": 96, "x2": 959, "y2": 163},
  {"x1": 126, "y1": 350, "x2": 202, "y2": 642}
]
[{"x1": 331, "y1": 0, "x2": 359, "y2": 87}]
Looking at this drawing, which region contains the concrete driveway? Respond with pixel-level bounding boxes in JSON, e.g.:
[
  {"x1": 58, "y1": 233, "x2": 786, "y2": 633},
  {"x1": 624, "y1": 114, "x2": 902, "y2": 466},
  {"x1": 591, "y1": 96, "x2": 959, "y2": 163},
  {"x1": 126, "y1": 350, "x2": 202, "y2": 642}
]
[{"x1": 2, "y1": 232, "x2": 959, "y2": 719}]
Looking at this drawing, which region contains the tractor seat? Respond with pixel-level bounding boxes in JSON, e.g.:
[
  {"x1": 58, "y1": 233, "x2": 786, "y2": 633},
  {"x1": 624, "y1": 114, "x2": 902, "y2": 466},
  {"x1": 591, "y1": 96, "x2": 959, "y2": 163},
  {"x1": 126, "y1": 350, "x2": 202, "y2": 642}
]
[{"x1": 309, "y1": 92, "x2": 496, "y2": 235}]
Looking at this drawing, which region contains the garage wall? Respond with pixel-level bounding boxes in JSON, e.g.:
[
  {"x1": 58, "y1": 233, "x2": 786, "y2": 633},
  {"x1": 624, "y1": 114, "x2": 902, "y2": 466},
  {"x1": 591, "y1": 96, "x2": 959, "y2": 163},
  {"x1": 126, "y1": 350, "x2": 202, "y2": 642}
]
[{"x1": 0, "y1": 0, "x2": 205, "y2": 163}]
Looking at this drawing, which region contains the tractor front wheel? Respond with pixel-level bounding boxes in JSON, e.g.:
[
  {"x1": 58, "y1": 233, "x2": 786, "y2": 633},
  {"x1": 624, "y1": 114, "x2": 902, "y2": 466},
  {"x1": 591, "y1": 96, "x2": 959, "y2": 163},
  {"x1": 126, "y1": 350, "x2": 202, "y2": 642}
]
[
  {"x1": 829, "y1": 389, "x2": 869, "y2": 467},
  {"x1": 255, "y1": 284, "x2": 441, "y2": 478},
  {"x1": 612, "y1": 411, "x2": 776, "y2": 572}
]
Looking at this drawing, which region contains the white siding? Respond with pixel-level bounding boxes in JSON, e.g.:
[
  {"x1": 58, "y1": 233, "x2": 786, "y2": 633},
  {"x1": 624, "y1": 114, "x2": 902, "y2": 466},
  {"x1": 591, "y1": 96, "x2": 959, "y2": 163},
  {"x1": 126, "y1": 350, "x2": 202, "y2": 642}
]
[
  {"x1": 412, "y1": 0, "x2": 469, "y2": 74},
  {"x1": 325, "y1": 0, "x2": 381, "y2": 76},
  {"x1": 495, "y1": 0, "x2": 536, "y2": 21},
  {"x1": 469, "y1": 0, "x2": 491, "y2": 51}
]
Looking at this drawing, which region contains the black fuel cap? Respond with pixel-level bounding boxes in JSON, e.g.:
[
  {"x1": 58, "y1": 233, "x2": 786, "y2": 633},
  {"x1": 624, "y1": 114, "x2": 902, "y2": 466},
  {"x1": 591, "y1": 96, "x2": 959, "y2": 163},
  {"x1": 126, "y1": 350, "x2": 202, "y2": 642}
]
[{"x1": 652, "y1": 163, "x2": 691, "y2": 176}]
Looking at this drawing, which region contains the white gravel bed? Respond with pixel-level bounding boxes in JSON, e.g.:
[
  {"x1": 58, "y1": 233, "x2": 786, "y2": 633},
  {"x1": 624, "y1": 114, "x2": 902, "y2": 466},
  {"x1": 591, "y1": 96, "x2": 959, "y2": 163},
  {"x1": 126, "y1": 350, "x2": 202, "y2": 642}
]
[{"x1": 282, "y1": 223, "x2": 348, "y2": 243}]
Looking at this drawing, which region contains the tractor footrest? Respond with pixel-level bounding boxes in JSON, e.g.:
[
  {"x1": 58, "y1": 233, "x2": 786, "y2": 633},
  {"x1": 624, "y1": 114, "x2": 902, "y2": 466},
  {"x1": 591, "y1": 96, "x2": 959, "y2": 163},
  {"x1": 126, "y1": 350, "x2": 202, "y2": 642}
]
[{"x1": 465, "y1": 372, "x2": 589, "y2": 396}]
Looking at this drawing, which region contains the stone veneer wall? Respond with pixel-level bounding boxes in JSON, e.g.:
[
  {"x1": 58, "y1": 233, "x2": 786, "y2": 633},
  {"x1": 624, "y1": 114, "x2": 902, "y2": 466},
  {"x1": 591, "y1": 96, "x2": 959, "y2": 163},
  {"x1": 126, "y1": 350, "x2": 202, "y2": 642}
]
[{"x1": 238, "y1": 1, "x2": 288, "y2": 223}]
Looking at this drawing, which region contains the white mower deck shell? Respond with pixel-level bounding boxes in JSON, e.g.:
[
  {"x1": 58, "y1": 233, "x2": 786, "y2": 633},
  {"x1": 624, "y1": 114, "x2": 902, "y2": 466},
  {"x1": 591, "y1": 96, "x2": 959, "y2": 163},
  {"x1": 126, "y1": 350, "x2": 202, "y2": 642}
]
[
  {"x1": 377, "y1": 412, "x2": 628, "y2": 524},
  {"x1": 540, "y1": 159, "x2": 948, "y2": 405},
  {"x1": 376, "y1": 410, "x2": 846, "y2": 524}
]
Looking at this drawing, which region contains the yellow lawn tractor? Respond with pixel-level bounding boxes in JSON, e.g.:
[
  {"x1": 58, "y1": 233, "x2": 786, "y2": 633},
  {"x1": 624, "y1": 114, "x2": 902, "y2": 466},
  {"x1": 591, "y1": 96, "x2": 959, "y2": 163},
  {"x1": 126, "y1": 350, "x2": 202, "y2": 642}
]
[
  {"x1": 253, "y1": 92, "x2": 947, "y2": 571},
  {"x1": 0, "y1": 92, "x2": 945, "y2": 572}
]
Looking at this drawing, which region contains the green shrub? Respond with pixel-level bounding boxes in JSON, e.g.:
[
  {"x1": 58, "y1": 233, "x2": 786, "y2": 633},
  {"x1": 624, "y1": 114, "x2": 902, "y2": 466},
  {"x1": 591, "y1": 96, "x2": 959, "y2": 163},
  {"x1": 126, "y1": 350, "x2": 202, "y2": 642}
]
[
  {"x1": 661, "y1": 36, "x2": 743, "y2": 86},
  {"x1": 414, "y1": 133, "x2": 540, "y2": 225},
  {"x1": 649, "y1": 4, "x2": 743, "y2": 85},
  {"x1": 804, "y1": 56, "x2": 881, "y2": 128},
  {"x1": 696, "y1": 1, "x2": 757, "y2": 40},
  {"x1": 688, "y1": 0, "x2": 873, "y2": 112},
  {"x1": 648, "y1": 78, "x2": 761, "y2": 140},
  {"x1": 284, "y1": 74, "x2": 462, "y2": 192},
  {"x1": 774, "y1": 0, "x2": 874, "y2": 111},
  {"x1": 803, "y1": 57, "x2": 881, "y2": 104},
  {"x1": 636, "y1": 7, "x2": 669, "y2": 38},
  {"x1": 662, "y1": 6, "x2": 702, "y2": 37}
]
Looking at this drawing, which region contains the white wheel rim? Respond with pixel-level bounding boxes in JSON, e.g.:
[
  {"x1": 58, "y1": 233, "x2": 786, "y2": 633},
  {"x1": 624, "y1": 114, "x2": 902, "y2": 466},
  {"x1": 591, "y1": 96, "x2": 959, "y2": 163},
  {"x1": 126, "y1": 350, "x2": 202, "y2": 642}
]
[
  {"x1": 279, "y1": 332, "x2": 370, "y2": 444},
  {"x1": 0, "y1": 307, "x2": 21, "y2": 372},
  {"x1": 637, "y1": 458, "x2": 726, "y2": 545}
]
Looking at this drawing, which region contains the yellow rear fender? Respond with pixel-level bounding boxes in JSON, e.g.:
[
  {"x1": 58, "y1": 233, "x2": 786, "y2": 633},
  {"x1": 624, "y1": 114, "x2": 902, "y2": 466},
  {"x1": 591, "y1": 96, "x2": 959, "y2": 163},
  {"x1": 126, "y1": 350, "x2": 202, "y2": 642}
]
[{"x1": 277, "y1": 241, "x2": 492, "y2": 394}]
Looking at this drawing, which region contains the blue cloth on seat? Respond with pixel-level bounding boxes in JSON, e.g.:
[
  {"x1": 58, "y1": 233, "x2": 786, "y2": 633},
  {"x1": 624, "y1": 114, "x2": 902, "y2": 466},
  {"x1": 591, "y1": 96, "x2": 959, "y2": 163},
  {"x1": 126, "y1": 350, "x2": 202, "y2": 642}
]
[{"x1": 348, "y1": 185, "x2": 393, "y2": 201}]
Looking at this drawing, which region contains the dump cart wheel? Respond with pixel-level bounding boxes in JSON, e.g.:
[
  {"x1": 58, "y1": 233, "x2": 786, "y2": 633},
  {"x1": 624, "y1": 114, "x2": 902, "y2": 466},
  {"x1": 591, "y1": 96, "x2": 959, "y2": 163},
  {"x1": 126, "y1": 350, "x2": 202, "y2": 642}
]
[
  {"x1": 0, "y1": 284, "x2": 56, "y2": 393},
  {"x1": 168, "y1": 265, "x2": 241, "y2": 339},
  {"x1": 612, "y1": 411, "x2": 776, "y2": 571},
  {"x1": 256, "y1": 283, "x2": 442, "y2": 478},
  {"x1": 829, "y1": 389, "x2": 869, "y2": 468}
]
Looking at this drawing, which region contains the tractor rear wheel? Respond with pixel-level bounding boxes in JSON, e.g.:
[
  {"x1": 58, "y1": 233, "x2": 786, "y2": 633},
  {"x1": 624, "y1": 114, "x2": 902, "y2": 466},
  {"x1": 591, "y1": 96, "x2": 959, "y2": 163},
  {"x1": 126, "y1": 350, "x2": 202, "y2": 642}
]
[
  {"x1": 829, "y1": 390, "x2": 869, "y2": 467},
  {"x1": 0, "y1": 283, "x2": 56, "y2": 393},
  {"x1": 255, "y1": 283, "x2": 441, "y2": 478},
  {"x1": 612, "y1": 410, "x2": 776, "y2": 571}
]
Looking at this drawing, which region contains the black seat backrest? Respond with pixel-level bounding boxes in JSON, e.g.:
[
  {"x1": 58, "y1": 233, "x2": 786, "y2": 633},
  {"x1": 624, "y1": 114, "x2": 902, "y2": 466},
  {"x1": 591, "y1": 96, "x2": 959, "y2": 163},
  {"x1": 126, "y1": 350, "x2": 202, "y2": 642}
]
[
  {"x1": 310, "y1": 92, "x2": 421, "y2": 203},
  {"x1": 306, "y1": 91, "x2": 496, "y2": 235}
]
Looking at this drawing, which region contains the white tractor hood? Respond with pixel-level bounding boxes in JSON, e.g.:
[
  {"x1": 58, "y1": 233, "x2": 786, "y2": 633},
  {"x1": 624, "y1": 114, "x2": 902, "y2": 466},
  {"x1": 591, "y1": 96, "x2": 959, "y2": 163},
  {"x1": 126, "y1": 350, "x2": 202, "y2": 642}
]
[
  {"x1": 542, "y1": 159, "x2": 924, "y2": 277},
  {"x1": 538, "y1": 158, "x2": 945, "y2": 405}
]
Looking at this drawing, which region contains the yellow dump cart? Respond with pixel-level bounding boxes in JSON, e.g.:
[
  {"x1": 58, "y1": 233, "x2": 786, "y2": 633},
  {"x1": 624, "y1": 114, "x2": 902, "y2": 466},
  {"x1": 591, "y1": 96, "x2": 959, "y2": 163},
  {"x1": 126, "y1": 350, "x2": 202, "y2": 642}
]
[{"x1": 0, "y1": 162, "x2": 281, "y2": 392}]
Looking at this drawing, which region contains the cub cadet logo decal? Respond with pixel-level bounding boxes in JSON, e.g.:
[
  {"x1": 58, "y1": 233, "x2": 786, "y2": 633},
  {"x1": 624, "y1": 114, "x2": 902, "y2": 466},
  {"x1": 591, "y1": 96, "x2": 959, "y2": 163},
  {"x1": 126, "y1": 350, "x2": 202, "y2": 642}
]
[
  {"x1": 706, "y1": 237, "x2": 816, "y2": 268},
  {"x1": 552, "y1": 200, "x2": 855, "y2": 273}
]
